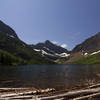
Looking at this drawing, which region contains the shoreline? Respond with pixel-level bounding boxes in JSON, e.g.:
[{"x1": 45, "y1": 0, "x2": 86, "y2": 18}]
[{"x1": 0, "y1": 83, "x2": 100, "y2": 99}]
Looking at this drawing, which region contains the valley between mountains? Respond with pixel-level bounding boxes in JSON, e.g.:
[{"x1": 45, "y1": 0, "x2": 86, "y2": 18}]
[{"x1": 0, "y1": 20, "x2": 100, "y2": 65}]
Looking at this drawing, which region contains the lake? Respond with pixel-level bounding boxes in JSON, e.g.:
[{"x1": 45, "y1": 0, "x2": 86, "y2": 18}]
[{"x1": 0, "y1": 64, "x2": 100, "y2": 90}]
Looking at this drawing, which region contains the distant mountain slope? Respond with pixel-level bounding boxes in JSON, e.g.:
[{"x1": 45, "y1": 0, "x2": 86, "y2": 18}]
[
  {"x1": 0, "y1": 21, "x2": 55, "y2": 65},
  {"x1": 71, "y1": 52, "x2": 100, "y2": 64},
  {"x1": 72, "y1": 32, "x2": 100, "y2": 53},
  {"x1": 65, "y1": 32, "x2": 100, "y2": 64}
]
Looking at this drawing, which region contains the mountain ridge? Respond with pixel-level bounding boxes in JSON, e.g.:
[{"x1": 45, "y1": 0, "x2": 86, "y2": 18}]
[
  {"x1": 65, "y1": 32, "x2": 100, "y2": 64},
  {"x1": 72, "y1": 32, "x2": 100, "y2": 53},
  {"x1": 1, "y1": 20, "x2": 100, "y2": 64},
  {"x1": 0, "y1": 20, "x2": 55, "y2": 65}
]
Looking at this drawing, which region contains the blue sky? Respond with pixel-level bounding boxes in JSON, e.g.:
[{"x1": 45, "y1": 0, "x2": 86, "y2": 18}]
[{"x1": 0, "y1": 0, "x2": 100, "y2": 50}]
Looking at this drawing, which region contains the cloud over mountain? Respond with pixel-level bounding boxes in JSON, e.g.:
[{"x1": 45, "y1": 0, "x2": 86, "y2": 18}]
[{"x1": 61, "y1": 44, "x2": 67, "y2": 48}]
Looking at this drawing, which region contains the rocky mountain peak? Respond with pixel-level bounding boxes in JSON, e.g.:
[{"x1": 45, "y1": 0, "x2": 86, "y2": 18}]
[
  {"x1": 45, "y1": 40, "x2": 51, "y2": 44},
  {"x1": 32, "y1": 40, "x2": 69, "y2": 56}
]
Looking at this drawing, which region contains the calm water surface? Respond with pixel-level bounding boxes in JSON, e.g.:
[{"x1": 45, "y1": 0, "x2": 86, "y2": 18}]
[{"x1": 0, "y1": 64, "x2": 100, "y2": 89}]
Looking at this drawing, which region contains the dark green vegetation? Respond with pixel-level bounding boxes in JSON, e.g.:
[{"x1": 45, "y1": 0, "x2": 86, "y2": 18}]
[
  {"x1": 0, "y1": 49, "x2": 27, "y2": 65},
  {"x1": 0, "y1": 31, "x2": 54, "y2": 64},
  {"x1": 0, "y1": 21, "x2": 55, "y2": 65}
]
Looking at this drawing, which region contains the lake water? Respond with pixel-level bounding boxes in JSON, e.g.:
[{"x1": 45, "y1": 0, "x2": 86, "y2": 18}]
[{"x1": 0, "y1": 64, "x2": 100, "y2": 90}]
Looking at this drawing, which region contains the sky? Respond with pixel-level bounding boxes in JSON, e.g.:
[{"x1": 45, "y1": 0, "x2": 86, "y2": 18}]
[{"x1": 0, "y1": 0, "x2": 100, "y2": 50}]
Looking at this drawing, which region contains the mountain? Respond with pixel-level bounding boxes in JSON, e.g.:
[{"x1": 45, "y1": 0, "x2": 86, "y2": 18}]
[
  {"x1": 0, "y1": 20, "x2": 18, "y2": 39},
  {"x1": 2, "y1": 20, "x2": 100, "y2": 65},
  {"x1": 65, "y1": 32, "x2": 100, "y2": 64},
  {"x1": 71, "y1": 52, "x2": 100, "y2": 64},
  {"x1": 32, "y1": 40, "x2": 69, "y2": 54},
  {"x1": 30, "y1": 40, "x2": 70, "y2": 62},
  {"x1": 0, "y1": 20, "x2": 55, "y2": 65},
  {"x1": 72, "y1": 32, "x2": 100, "y2": 54}
]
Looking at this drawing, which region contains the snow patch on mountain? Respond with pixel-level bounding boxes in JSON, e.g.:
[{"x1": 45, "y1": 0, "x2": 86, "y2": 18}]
[
  {"x1": 34, "y1": 48, "x2": 70, "y2": 57},
  {"x1": 43, "y1": 47, "x2": 50, "y2": 51},
  {"x1": 82, "y1": 50, "x2": 100, "y2": 56},
  {"x1": 84, "y1": 53, "x2": 88, "y2": 56},
  {"x1": 34, "y1": 49, "x2": 54, "y2": 56},
  {"x1": 90, "y1": 50, "x2": 100, "y2": 55},
  {"x1": 43, "y1": 47, "x2": 55, "y2": 53},
  {"x1": 6, "y1": 33, "x2": 15, "y2": 38},
  {"x1": 42, "y1": 50, "x2": 54, "y2": 56},
  {"x1": 9, "y1": 35, "x2": 15, "y2": 38},
  {"x1": 34, "y1": 49, "x2": 41, "y2": 52},
  {"x1": 41, "y1": 50, "x2": 48, "y2": 55},
  {"x1": 56, "y1": 53, "x2": 70, "y2": 57}
]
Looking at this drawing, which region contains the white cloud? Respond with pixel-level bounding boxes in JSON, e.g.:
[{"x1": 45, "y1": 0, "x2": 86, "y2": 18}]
[
  {"x1": 52, "y1": 41, "x2": 58, "y2": 44},
  {"x1": 61, "y1": 44, "x2": 67, "y2": 48}
]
